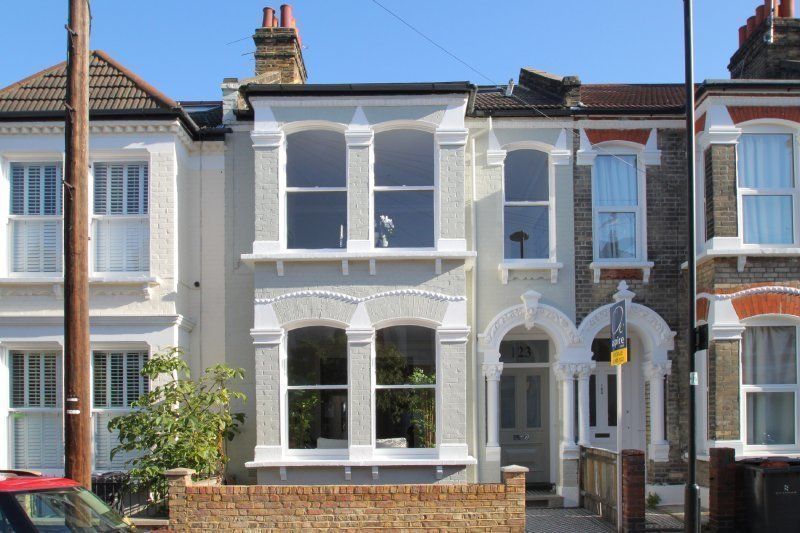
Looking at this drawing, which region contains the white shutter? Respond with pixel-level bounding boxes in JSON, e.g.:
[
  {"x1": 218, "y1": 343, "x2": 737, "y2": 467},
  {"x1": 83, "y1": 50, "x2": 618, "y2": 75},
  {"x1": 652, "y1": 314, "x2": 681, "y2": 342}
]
[
  {"x1": 12, "y1": 220, "x2": 62, "y2": 273},
  {"x1": 13, "y1": 412, "x2": 64, "y2": 470},
  {"x1": 94, "y1": 411, "x2": 133, "y2": 471},
  {"x1": 94, "y1": 163, "x2": 108, "y2": 214},
  {"x1": 10, "y1": 165, "x2": 25, "y2": 215}
]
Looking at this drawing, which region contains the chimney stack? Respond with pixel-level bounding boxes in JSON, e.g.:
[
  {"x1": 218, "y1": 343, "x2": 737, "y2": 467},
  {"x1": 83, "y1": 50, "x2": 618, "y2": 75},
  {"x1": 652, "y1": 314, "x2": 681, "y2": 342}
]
[
  {"x1": 729, "y1": 0, "x2": 800, "y2": 79},
  {"x1": 252, "y1": 4, "x2": 307, "y2": 83}
]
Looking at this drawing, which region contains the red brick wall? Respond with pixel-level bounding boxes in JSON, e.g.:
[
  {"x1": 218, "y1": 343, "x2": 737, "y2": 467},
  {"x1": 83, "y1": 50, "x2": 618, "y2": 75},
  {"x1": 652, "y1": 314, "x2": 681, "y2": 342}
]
[
  {"x1": 621, "y1": 450, "x2": 646, "y2": 533},
  {"x1": 165, "y1": 466, "x2": 527, "y2": 531}
]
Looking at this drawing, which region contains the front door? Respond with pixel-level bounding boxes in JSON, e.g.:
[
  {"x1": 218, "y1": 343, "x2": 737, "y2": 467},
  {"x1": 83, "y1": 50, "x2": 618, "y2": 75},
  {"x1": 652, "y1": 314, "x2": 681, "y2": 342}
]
[
  {"x1": 499, "y1": 368, "x2": 550, "y2": 484},
  {"x1": 590, "y1": 363, "x2": 618, "y2": 450}
]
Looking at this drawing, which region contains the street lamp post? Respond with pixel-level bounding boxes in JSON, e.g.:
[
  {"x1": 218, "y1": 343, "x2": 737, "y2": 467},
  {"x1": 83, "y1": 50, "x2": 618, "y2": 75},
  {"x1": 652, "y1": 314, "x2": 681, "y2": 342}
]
[{"x1": 682, "y1": 0, "x2": 700, "y2": 531}]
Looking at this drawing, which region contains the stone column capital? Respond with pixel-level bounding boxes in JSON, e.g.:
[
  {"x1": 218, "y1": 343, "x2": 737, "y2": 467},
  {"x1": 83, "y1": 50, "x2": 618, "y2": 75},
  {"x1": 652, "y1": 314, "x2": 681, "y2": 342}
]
[
  {"x1": 346, "y1": 327, "x2": 375, "y2": 345},
  {"x1": 482, "y1": 362, "x2": 504, "y2": 382},
  {"x1": 553, "y1": 362, "x2": 594, "y2": 381},
  {"x1": 644, "y1": 360, "x2": 672, "y2": 380}
]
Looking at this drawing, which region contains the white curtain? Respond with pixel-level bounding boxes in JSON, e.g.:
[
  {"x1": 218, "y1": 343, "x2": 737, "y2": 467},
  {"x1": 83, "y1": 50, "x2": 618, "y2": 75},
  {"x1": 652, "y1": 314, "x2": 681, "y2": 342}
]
[
  {"x1": 742, "y1": 326, "x2": 797, "y2": 385},
  {"x1": 598, "y1": 212, "x2": 636, "y2": 259},
  {"x1": 595, "y1": 155, "x2": 638, "y2": 207},
  {"x1": 747, "y1": 392, "x2": 795, "y2": 445},
  {"x1": 739, "y1": 134, "x2": 793, "y2": 189},
  {"x1": 743, "y1": 195, "x2": 793, "y2": 244}
]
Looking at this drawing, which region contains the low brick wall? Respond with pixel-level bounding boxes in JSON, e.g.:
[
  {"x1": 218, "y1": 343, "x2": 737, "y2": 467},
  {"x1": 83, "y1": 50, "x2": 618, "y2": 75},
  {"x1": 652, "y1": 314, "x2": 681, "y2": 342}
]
[{"x1": 165, "y1": 465, "x2": 527, "y2": 531}]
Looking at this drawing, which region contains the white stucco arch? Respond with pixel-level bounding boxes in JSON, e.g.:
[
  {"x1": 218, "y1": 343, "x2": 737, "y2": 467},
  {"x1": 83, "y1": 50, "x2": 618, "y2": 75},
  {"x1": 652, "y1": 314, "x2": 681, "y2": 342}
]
[
  {"x1": 281, "y1": 120, "x2": 348, "y2": 135},
  {"x1": 478, "y1": 291, "x2": 585, "y2": 363},
  {"x1": 371, "y1": 119, "x2": 438, "y2": 134}
]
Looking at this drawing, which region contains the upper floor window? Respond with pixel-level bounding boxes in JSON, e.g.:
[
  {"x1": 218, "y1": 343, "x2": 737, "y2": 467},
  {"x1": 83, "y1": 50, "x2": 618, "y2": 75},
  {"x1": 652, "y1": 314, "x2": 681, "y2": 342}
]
[
  {"x1": 742, "y1": 325, "x2": 799, "y2": 447},
  {"x1": 92, "y1": 350, "x2": 149, "y2": 408},
  {"x1": 9, "y1": 163, "x2": 62, "y2": 273},
  {"x1": 593, "y1": 154, "x2": 642, "y2": 261},
  {"x1": 503, "y1": 150, "x2": 550, "y2": 259},
  {"x1": 374, "y1": 130, "x2": 435, "y2": 248},
  {"x1": 375, "y1": 325, "x2": 436, "y2": 449},
  {"x1": 286, "y1": 130, "x2": 347, "y2": 249},
  {"x1": 738, "y1": 133, "x2": 796, "y2": 245},
  {"x1": 286, "y1": 326, "x2": 348, "y2": 450},
  {"x1": 92, "y1": 162, "x2": 149, "y2": 273}
]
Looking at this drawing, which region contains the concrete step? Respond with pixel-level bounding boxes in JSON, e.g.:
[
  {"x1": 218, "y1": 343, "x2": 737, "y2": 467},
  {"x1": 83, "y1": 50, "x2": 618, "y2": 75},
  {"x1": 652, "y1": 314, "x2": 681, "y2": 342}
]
[{"x1": 525, "y1": 489, "x2": 564, "y2": 508}]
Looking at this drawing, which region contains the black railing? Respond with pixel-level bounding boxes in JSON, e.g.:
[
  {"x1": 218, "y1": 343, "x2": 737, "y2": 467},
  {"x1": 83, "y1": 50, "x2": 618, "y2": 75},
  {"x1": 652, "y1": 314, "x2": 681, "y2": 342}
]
[{"x1": 91, "y1": 472, "x2": 165, "y2": 518}]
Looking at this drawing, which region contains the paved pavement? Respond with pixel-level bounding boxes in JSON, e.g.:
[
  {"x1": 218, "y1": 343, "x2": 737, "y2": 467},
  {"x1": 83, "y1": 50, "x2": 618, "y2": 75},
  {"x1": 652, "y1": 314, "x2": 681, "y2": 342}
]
[{"x1": 525, "y1": 507, "x2": 685, "y2": 532}]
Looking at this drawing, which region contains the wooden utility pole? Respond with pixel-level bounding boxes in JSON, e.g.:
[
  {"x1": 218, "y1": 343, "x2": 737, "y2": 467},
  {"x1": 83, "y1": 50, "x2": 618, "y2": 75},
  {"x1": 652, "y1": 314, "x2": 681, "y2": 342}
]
[{"x1": 64, "y1": 0, "x2": 92, "y2": 488}]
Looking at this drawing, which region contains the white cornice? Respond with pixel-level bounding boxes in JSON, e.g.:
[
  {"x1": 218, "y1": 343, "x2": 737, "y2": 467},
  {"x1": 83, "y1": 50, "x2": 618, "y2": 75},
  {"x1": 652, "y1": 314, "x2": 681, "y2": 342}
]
[
  {"x1": 255, "y1": 289, "x2": 466, "y2": 305},
  {"x1": 698, "y1": 285, "x2": 800, "y2": 301},
  {"x1": 251, "y1": 130, "x2": 284, "y2": 148},
  {"x1": 0, "y1": 314, "x2": 195, "y2": 332}
]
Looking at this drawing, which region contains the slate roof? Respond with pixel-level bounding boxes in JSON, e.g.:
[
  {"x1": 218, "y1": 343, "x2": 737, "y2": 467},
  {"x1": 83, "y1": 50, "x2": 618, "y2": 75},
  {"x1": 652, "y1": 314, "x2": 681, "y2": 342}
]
[
  {"x1": 473, "y1": 83, "x2": 685, "y2": 116},
  {"x1": 0, "y1": 50, "x2": 179, "y2": 115}
]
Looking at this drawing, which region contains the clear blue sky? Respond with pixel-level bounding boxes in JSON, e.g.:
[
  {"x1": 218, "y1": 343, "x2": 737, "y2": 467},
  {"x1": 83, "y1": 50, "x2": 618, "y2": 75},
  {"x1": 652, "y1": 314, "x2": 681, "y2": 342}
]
[{"x1": 0, "y1": 1, "x2": 766, "y2": 101}]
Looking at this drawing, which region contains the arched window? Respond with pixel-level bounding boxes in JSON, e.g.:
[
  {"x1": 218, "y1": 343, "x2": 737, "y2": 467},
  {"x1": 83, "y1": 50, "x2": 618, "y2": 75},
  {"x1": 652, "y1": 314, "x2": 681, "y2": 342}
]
[
  {"x1": 737, "y1": 132, "x2": 797, "y2": 245},
  {"x1": 286, "y1": 326, "x2": 348, "y2": 449},
  {"x1": 503, "y1": 150, "x2": 550, "y2": 259},
  {"x1": 373, "y1": 130, "x2": 435, "y2": 248},
  {"x1": 375, "y1": 325, "x2": 436, "y2": 449},
  {"x1": 285, "y1": 130, "x2": 347, "y2": 249}
]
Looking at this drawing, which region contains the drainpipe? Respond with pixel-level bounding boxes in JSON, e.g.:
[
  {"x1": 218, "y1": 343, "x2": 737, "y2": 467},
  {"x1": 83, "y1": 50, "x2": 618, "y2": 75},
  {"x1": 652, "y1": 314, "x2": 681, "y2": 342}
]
[{"x1": 470, "y1": 135, "x2": 480, "y2": 481}]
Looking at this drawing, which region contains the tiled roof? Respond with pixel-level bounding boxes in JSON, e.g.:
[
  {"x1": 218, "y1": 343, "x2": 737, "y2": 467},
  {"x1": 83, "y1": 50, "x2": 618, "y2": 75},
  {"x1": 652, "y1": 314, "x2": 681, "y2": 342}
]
[
  {"x1": 0, "y1": 50, "x2": 178, "y2": 115},
  {"x1": 179, "y1": 101, "x2": 224, "y2": 128},
  {"x1": 473, "y1": 83, "x2": 685, "y2": 115}
]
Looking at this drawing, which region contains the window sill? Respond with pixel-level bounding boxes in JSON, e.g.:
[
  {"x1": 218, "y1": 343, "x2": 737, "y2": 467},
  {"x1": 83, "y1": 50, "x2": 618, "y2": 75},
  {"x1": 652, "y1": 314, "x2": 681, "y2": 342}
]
[
  {"x1": 695, "y1": 247, "x2": 800, "y2": 272},
  {"x1": 245, "y1": 456, "x2": 477, "y2": 468},
  {"x1": 499, "y1": 260, "x2": 562, "y2": 284},
  {"x1": 0, "y1": 275, "x2": 159, "y2": 300},
  {"x1": 589, "y1": 261, "x2": 654, "y2": 284},
  {"x1": 241, "y1": 250, "x2": 477, "y2": 276}
]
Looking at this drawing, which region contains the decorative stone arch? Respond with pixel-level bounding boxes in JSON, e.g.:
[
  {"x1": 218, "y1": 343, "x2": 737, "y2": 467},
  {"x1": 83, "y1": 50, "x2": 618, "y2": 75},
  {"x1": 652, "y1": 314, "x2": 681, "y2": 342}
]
[
  {"x1": 478, "y1": 290, "x2": 585, "y2": 363},
  {"x1": 371, "y1": 119, "x2": 438, "y2": 134},
  {"x1": 577, "y1": 282, "x2": 675, "y2": 363},
  {"x1": 281, "y1": 120, "x2": 349, "y2": 135}
]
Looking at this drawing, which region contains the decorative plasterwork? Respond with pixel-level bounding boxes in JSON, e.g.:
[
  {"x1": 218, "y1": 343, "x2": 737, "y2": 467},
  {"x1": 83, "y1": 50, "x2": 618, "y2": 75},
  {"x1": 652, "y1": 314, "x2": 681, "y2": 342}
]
[
  {"x1": 486, "y1": 149, "x2": 507, "y2": 167},
  {"x1": 435, "y1": 129, "x2": 469, "y2": 146},
  {"x1": 552, "y1": 362, "x2": 595, "y2": 381},
  {"x1": 345, "y1": 328, "x2": 375, "y2": 345},
  {"x1": 521, "y1": 290, "x2": 541, "y2": 330},
  {"x1": 254, "y1": 289, "x2": 466, "y2": 305},
  {"x1": 251, "y1": 130, "x2": 284, "y2": 148},
  {"x1": 437, "y1": 326, "x2": 471, "y2": 344},
  {"x1": 480, "y1": 301, "x2": 582, "y2": 352},
  {"x1": 499, "y1": 260, "x2": 563, "y2": 284},
  {"x1": 643, "y1": 360, "x2": 672, "y2": 380},
  {"x1": 344, "y1": 129, "x2": 374, "y2": 147},
  {"x1": 250, "y1": 328, "x2": 284, "y2": 346},
  {"x1": 0, "y1": 122, "x2": 181, "y2": 137},
  {"x1": 697, "y1": 285, "x2": 800, "y2": 301},
  {"x1": 482, "y1": 362, "x2": 503, "y2": 381},
  {"x1": 578, "y1": 298, "x2": 675, "y2": 352}
]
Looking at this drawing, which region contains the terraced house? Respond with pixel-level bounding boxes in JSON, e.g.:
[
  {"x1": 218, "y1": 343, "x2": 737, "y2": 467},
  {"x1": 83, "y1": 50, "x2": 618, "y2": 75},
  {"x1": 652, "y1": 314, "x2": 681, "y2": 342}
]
[{"x1": 1, "y1": 1, "x2": 800, "y2": 508}]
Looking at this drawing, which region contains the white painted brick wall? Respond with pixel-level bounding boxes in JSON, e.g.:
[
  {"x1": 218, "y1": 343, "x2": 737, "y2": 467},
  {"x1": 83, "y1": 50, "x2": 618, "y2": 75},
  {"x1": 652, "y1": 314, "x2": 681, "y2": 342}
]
[
  {"x1": 348, "y1": 342, "x2": 372, "y2": 446},
  {"x1": 255, "y1": 345, "x2": 281, "y2": 446},
  {"x1": 440, "y1": 341, "x2": 467, "y2": 444},
  {"x1": 254, "y1": 146, "x2": 280, "y2": 242},
  {"x1": 347, "y1": 145, "x2": 370, "y2": 241},
  {"x1": 438, "y1": 145, "x2": 466, "y2": 240}
]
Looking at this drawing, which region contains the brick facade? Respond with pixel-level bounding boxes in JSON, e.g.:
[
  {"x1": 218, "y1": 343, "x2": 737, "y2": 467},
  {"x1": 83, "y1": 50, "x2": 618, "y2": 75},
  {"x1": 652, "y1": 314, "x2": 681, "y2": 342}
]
[
  {"x1": 703, "y1": 145, "x2": 738, "y2": 240},
  {"x1": 165, "y1": 466, "x2": 527, "y2": 531},
  {"x1": 707, "y1": 340, "x2": 741, "y2": 441},
  {"x1": 729, "y1": 18, "x2": 800, "y2": 79},
  {"x1": 620, "y1": 450, "x2": 646, "y2": 533},
  {"x1": 253, "y1": 27, "x2": 307, "y2": 83}
]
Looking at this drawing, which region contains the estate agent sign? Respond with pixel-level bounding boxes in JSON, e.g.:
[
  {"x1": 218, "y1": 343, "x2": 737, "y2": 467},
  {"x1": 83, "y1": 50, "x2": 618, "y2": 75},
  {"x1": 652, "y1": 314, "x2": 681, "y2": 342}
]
[{"x1": 610, "y1": 300, "x2": 628, "y2": 366}]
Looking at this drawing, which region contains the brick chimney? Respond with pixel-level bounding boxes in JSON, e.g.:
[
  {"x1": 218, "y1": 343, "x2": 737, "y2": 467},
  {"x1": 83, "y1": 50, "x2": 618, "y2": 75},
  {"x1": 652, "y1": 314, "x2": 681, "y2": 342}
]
[
  {"x1": 518, "y1": 68, "x2": 582, "y2": 107},
  {"x1": 252, "y1": 4, "x2": 307, "y2": 83},
  {"x1": 729, "y1": 0, "x2": 800, "y2": 79}
]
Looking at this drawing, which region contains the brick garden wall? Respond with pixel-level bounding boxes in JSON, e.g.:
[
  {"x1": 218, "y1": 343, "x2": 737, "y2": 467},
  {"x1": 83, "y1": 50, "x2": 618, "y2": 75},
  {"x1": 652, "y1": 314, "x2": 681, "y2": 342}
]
[{"x1": 165, "y1": 466, "x2": 527, "y2": 531}]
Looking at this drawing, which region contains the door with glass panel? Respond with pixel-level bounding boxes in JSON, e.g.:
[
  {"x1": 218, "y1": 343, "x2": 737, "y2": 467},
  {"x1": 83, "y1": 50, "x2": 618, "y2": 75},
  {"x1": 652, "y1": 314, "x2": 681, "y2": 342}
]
[
  {"x1": 499, "y1": 339, "x2": 550, "y2": 485},
  {"x1": 589, "y1": 363, "x2": 618, "y2": 450}
]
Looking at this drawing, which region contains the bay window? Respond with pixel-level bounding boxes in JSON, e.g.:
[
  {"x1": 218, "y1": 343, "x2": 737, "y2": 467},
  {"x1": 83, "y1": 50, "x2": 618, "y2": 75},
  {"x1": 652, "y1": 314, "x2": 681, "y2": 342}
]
[
  {"x1": 742, "y1": 325, "x2": 799, "y2": 448},
  {"x1": 738, "y1": 133, "x2": 796, "y2": 245},
  {"x1": 92, "y1": 350, "x2": 149, "y2": 469},
  {"x1": 285, "y1": 130, "x2": 347, "y2": 249},
  {"x1": 593, "y1": 155, "x2": 642, "y2": 261},
  {"x1": 373, "y1": 130, "x2": 435, "y2": 248},
  {"x1": 9, "y1": 351, "x2": 63, "y2": 470},
  {"x1": 10, "y1": 163, "x2": 62, "y2": 274},
  {"x1": 503, "y1": 149, "x2": 550, "y2": 259},
  {"x1": 92, "y1": 162, "x2": 149, "y2": 273},
  {"x1": 375, "y1": 326, "x2": 436, "y2": 449},
  {"x1": 286, "y1": 327, "x2": 348, "y2": 450}
]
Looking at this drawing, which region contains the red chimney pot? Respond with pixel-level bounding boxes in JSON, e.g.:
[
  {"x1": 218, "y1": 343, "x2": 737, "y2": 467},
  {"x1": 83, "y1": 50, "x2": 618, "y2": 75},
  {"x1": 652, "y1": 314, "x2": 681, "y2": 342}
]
[
  {"x1": 756, "y1": 5, "x2": 766, "y2": 25},
  {"x1": 280, "y1": 4, "x2": 293, "y2": 28},
  {"x1": 780, "y1": 0, "x2": 796, "y2": 17},
  {"x1": 739, "y1": 24, "x2": 748, "y2": 45},
  {"x1": 262, "y1": 7, "x2": 275, "y2": 28},
  {"x1": 746, "y1": 15, "x2": 757, "y2": 36}
]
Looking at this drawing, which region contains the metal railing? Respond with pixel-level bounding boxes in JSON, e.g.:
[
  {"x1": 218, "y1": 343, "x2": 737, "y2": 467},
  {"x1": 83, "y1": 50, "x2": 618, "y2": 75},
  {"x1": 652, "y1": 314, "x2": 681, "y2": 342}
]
[
  {"x1": 91, "y1": 472, "x2": 165, "y2": 518},
  {"x1": 579, "y1": 445, "x2": 619, "y2": 527}
]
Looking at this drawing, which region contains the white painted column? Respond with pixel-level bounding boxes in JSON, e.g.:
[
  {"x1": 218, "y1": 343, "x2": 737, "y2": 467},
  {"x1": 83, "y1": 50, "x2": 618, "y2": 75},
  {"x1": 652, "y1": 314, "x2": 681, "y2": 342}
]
[
  {"x1": 576, "y1": 363, "x2": 593, "y2": 447},
  {"x1": 554, "y1": 363, "x2": 577, "y2": 457},
  {"x1": 644, "y1": 360, "x2": 672, "y2": 462},
  {"x1": 483, "y1": 362, "x2": 503, "y2": 447}
]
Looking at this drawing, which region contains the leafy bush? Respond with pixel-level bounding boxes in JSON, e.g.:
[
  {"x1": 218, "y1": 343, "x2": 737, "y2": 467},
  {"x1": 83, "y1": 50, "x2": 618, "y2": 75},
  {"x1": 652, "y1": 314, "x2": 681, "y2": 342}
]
[
  {"x1": 646, "y1": 491, "x2": 662, "y2": 510},
  {"x1": 108, "y1": 348, "x2": 246, "y2": 499}
]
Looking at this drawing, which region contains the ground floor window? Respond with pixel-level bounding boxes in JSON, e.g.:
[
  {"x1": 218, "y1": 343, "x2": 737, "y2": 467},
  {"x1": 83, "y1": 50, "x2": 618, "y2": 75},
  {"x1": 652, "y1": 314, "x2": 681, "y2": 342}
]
[
  {"x1": 375, "y1": 326, "x2": 436, "y2": 449},
  {"x1": 286, "y1": 327, "x2": 348, "y2": 450},
  {"x1": 742, "y1": 325, "x2": 799, "y2": 447}
]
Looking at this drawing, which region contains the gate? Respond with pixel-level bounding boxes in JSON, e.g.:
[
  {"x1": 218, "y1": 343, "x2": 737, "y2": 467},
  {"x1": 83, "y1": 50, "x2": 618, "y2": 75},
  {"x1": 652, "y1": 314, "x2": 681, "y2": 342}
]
[{"x1": 579, "y1": 445, "x2": 619, "y2": 527}]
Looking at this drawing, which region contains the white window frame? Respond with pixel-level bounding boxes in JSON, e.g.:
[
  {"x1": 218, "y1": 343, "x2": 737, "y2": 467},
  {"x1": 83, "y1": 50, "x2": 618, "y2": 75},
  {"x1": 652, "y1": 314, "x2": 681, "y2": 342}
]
[
  {"x1": 280, "y1": 325, "x2": 349, "y2": 458},
  {"x1": 282, "y1": 128, "x2": 348, "y2": 251},
  {"x1": 7, "y1": 160, "x2": 64, "y2": 277},
  {"x1": 739, "y1": 316, "x2": 800, "y2": 454},
  {"x1": 371, "y1": 127, "x2": 438, "y2": 251},
  {"x1": 90, "y1": 160, "x2": 150, "y2": 276},
  {"x1": 372, "y1": 323, "x2": 440, "y2": 458},
  {"x1": 500, "y1": 145, "x2": 557, "y2": 264},
  {"x1": 591, "y1": 145, "x2": 648, "y2": 263},
  {"x1": 736, "y1": 124, "x2": 800, "y2": 249}
]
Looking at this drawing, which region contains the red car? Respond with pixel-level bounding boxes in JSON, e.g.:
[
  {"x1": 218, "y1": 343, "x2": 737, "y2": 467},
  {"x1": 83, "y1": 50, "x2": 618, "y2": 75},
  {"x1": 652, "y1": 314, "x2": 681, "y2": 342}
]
[{"x1": 0, "y1": 471, "x2": 134, "y2": 532}]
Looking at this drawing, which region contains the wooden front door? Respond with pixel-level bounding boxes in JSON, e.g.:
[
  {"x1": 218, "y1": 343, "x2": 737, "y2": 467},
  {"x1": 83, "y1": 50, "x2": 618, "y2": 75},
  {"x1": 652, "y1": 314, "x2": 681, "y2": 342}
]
[{"x1": 499, "y1": 367, "x2": 550, "y2": 484}]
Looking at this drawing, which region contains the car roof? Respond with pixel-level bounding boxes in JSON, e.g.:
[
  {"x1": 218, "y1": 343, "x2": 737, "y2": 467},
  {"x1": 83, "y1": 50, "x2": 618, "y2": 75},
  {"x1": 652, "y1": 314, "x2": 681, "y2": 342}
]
[{"x1": 0, "y1": 476, "x2": 80, "y2": 493}]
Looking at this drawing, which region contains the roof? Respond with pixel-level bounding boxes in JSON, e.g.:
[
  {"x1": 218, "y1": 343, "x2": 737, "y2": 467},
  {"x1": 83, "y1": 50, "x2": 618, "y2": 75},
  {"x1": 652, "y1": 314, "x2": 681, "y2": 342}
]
[
  {"x1": 0, "y1": 50, "x2": 178, "y2": 116},
  {"x1": 0, "y1": 51, "x2": 226, "y2": 139},
  {"x1": 472, "y1": 83, "x2": 685, "y2": 116},
  {"x1": 0, "y1": 476, "x2": 79, "y2": 493}
]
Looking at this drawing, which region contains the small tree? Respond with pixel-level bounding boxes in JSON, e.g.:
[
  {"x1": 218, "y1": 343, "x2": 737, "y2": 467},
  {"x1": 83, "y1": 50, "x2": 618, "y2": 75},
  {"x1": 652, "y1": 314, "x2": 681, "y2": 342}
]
[{"x1": 108, "y1": 348, "x2": 246, "y2": 499}]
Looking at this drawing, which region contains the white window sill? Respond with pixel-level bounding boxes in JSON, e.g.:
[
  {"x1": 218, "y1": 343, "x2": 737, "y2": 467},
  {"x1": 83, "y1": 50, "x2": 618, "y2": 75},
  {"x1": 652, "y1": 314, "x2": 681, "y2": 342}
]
[
  {"x1": 245, "y1": 456, "x2": 477, "y2": 468},
  {"x1": 695, "y1": 247, "x2": 800, "y2": 272},
  {"x1": 241, "y1": 250, "x2": 477, "y2": 276},
  {"x1": 589, "y1": 261, "x2": 654, "y2": 284},
  {"x1": 498, "y1": 260, "x2": 563, "y2": 284},
  {"x1": 0, "y1": 275, "x2": 159, "y2": 300}
]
